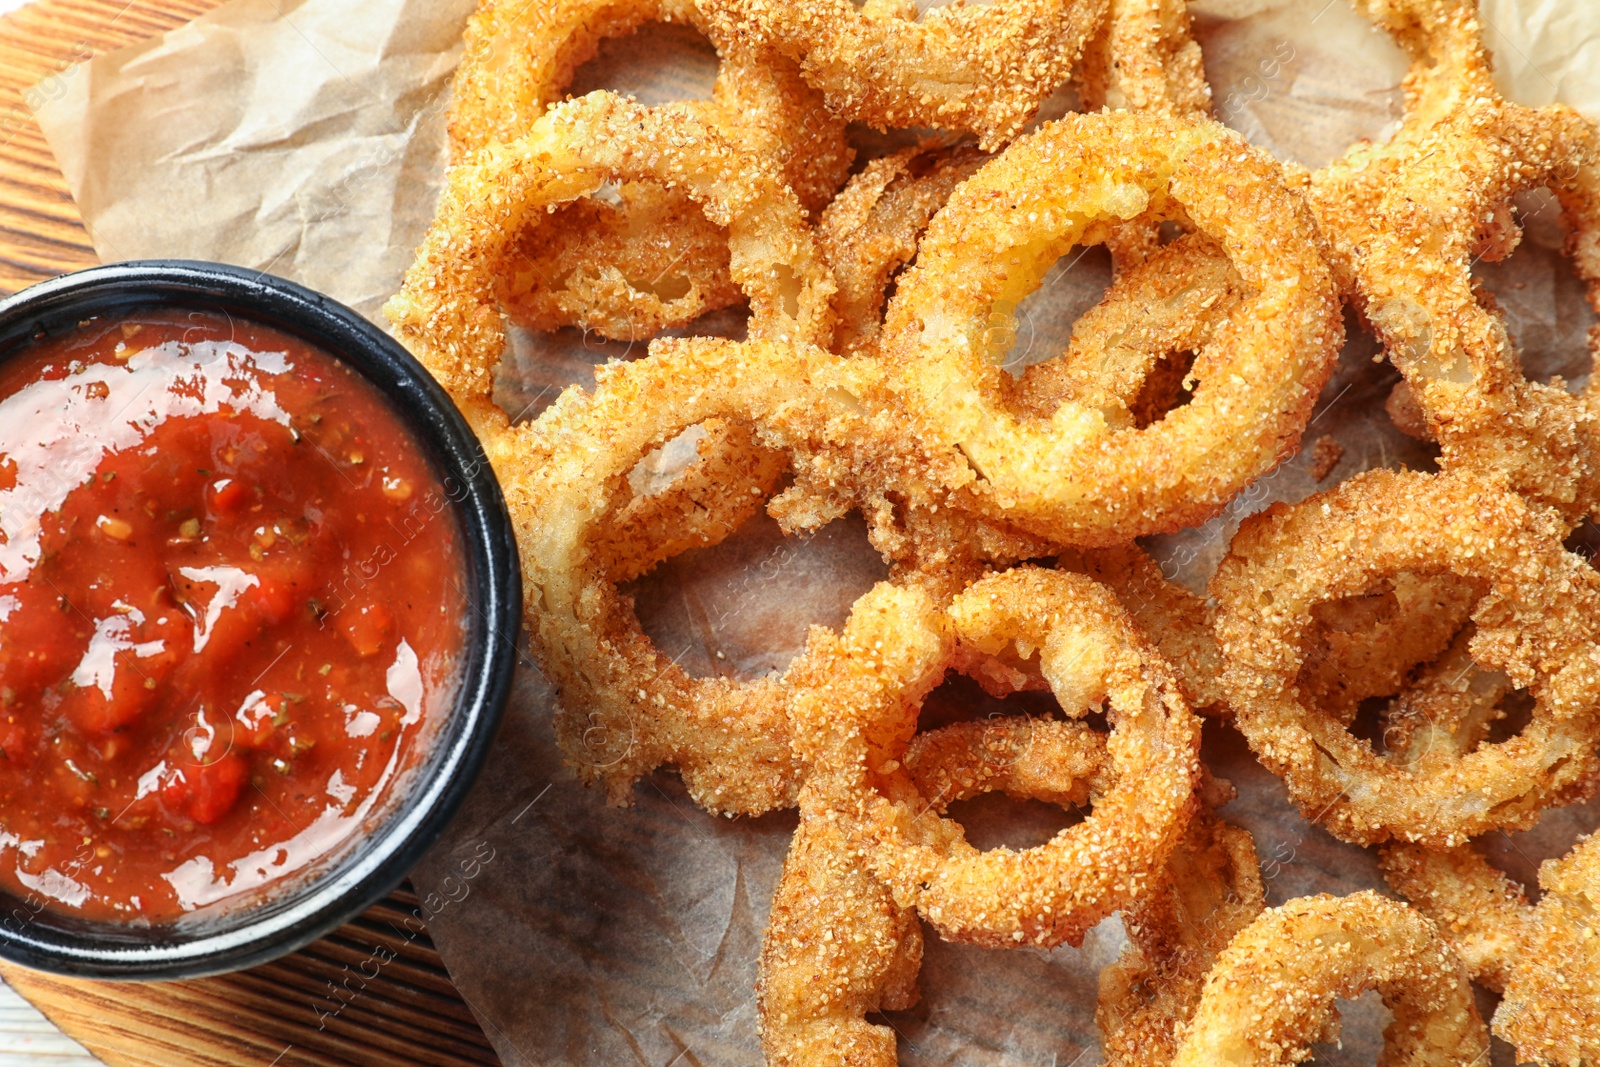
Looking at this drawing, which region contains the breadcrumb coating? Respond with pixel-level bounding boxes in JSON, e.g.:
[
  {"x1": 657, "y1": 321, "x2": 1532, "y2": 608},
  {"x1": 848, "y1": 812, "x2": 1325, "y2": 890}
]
[
  {"x1": 698, "y1": 0, "x2": 1107, "y2": 150},
  {"x1": 1384, "y1": 834, "x2": 1600, "y2": 1064},
  {"x1": 874, "y1": 111, "x2": 1342, "y2": 545},
  {"x1": 449, "y1": 0, "x2": 851, "y2": 339},
  {"x1": 791, "y1": 567, "x2": 1201, "y2": 949},
  {"x1": 1307, "y1": 0, "x2": 1600, "y2": 523},
  {"x1": 1172, "y1": 892, "x2": 1489, "y2": 1065},
  {"x1": 1213, "y1": 468, "x2": 1600, "y2": 847},
  {"x1": 1097, "y1": 806, "x2": 1265, "y2": 1067}
]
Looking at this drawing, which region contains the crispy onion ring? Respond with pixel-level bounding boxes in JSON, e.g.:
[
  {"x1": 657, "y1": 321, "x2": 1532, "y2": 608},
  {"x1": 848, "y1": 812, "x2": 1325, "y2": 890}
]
[
  {"x1": 1212, "y1": 468, "x2": 1600, "y2": 847},
  {"x1": 874, "y1": 112, "x2": 1342, "y2": 546},
  {"x1": 449, "y1": 0, "x2": 847, "y2": 207},
  {"x1": 1384, "y1": 834, "x2": 1600, "y2": 1064},
  {"x1": 817, "y1": 141, "x2": 990, "y2": 357},
  {"x1": 386, "y1": 91, "x2": 837, "y2": 440},
  {"x1": 1379, "y1": 841, "x2": 1532, "y2": 994},
  {"x1": 761, "y1": 713, "x2": 1114, "y2": 1066},
  {"x1": 447, "y1": 0, "x2": 850, "y2": 340},
  {"x1": 487, "y1": 334, "x2": 991, "y2": 815},
  {"x1": 758, "y1": 807, "x2": 922, "y2": 1067},
  {"x1": 791, "y1": 566, "x2": 1200, "y2": 948},
  {"x1": 1379, "y1": 676, "x2": 1600, "y2": 1057},
  {"x1": 1096, "y1": 802, "x2": 1265, "y2": 1067},
  {"x1": 1306, "y1": 0, "x2": 1600, "y2": 521},
  {"x1": 1493, "y1": 833, "x2": 1600, "y2": 1064},
  {"x1": 1170, "y1": 892, "x2": 1490, "y2": 1066},
  {"x1": 1073, "y1": 0, "x2": 1210, "y2": 120},
  {"x1": 697, "y1": 0, "x2": 1106, "y2": 150}
]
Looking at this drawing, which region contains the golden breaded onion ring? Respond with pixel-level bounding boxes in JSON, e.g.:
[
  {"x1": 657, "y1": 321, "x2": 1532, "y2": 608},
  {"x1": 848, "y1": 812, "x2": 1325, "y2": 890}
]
[
  {"x1": 386, "y1": 91, "x2": 837, "y2": 440},
  {"x1": 1379, "y1": 840, "x2": 1533, "y2": 995},
  {"x1": 1306, "y1": 0, "x2": 1600, "y2": 522},
  {"x1": 698, "y1": 0, "x2": 1106, "y2": 151},
  {"x1": 816, "y1": 141, "x2": 990, "y2": 357},
  {"x1": 1073, "y1": 0, "x2": 1211, "y2": 120},
  {"x1": 1384, "y1": 834, "x2": 1600, "y2": 1065},
  {"x1": 1096, "y1": 804, "x2": 1265, "y2": 1067},
  {"x1": 758, "y1": 806, "x2": 922, "y2": 1067},
  {"x1": 760, "y1": 713, "x2": 1113, "y2": 1066},
  {"x1": 448, "y1": 0, "x2": 851, "y2": 341},
  {"x1": 791, "y1": 566, "x2": 1200, "y2": 948},
  {"x1": 448, "y1": 0, "x2": 847, "y2": 208},
  {"x1": 1212, "y1": 469, "x2": 1600, "y2": 847},
  {"x1": 485, "y1": 334, "x2": 980, "y2": 816},
  {"x1": 874, "y1": 112, "x2": 1343, "y2": 546},
  {"x1": 1490, "y1": 834, "x2": 1600, "y2": 1064},
  {"x1": 1171, "y1": 892, "x2": 1489, "y2": 1066}
]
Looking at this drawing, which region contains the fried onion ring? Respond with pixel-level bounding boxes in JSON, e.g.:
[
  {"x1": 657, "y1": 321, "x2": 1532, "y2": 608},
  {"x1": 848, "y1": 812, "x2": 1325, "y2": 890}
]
[
  {"x1": 1384, "y1": 834, "x2": 1600, "y2": 1065},
  {"x1": 1306, "y1": 0, "x2": 1600, "y2": 521},
  {"x1": 1096, "y1": 802, "x2": 1265, "y2": 1067},
  {"x1": 697, "y1": 0, "x2": 1107, "y2": 150},
  {"x1": 1379, "y1": 840, "x2": 1532, "y2": 994},
  {"x1": 874, "y1": 111, "x2": 1342, "y2": 546},
  {"x1": 1212, "y1": 468, "x2": 1600, "y2": 847},
  {"x1": 791, "y1": 566, "x2": 1200, "y2": 948},
  {"x1": 1493, "y1": 833, "x2": 1600, "y2": 1065},
  {"x1": 449, "y1": 0, "x2": 848, "y2": 207},
  {"x1": 758, "y1": 807, "x2": 922, "y2": 1067},
  {"x1": 816, "y1": 141, "x2": 990, "y2": 357},
  {"x1": 1170, "y1": 892, "x2": 1490, "y2": 1066},
  {"x1": 1073, "y1": 0, "x2": 1210, "y2": 120},
  {"x1": 447, "y1": 0, "x2": 851, "y2": 340},
  {"x1": 487, "y1": 333, "x2": 992, "y2": 815},
  {"x1": 386, "y1": 91, "x2": 837, "y2": 440},
  {"x1": 761, "y1": 710, "x2": 1117, "y2": 1066}
]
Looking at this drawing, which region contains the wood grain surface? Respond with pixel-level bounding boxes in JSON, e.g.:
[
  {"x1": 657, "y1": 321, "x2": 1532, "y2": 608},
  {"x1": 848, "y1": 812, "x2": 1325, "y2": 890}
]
[{"x1": 0, "y1": 2, "x2": 500, "y2": 1064}]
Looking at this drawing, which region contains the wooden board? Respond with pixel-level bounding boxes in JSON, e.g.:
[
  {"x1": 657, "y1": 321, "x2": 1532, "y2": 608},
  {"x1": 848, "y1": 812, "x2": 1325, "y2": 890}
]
[{"x1": 0, "y1": 2, "x2": 500, "y2": 1063}]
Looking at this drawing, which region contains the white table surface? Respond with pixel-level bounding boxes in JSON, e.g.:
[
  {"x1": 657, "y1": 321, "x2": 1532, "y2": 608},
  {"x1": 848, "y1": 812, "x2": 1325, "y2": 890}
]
[{"x1": 0, "y1": 981, "x2": 97, "y2": 1064}]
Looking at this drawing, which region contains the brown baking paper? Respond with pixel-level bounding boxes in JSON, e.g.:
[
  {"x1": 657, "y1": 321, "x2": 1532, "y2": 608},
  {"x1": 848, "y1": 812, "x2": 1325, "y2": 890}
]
[
  {"x1": 27, "y1": 0, "x2": 1600, "y2": 1063},
  {"x1": 32, "y1": 0, "x2": 479, "y2": 323}
]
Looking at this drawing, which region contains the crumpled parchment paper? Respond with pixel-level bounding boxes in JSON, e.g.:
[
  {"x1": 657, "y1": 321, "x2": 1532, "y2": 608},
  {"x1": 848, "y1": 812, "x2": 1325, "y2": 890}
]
[
  {"x1": 27, "y1": 0, "x2": 1600, "y2": 1063},
  {"x1": 32, "y1": 0, "x2": 477, "y2": 323}
]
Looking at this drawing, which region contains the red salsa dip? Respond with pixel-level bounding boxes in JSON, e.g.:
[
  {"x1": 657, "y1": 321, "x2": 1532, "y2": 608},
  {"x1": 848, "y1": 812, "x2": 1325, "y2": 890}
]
[{"x1": 0, "y1": 309, "x2": 466, "y2": 923}]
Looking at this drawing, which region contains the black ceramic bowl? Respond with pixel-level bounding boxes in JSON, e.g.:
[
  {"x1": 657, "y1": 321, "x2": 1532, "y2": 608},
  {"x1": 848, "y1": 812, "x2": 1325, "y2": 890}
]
[{"x1": 0, "y1": 261, "x2": 520, "y2": 979}]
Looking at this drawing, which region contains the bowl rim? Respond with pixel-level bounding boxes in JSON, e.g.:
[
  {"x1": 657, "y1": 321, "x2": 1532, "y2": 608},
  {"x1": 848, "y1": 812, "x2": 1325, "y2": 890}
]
[{"x1": 0, "y1": 260, "x2": 521, "y2": 980}]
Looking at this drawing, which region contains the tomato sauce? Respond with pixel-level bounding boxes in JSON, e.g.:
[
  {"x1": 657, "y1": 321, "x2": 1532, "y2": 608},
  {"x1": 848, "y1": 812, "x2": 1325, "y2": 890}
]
[{"x1": 0, "y1": 309, "x2": 466, "y2": 922}]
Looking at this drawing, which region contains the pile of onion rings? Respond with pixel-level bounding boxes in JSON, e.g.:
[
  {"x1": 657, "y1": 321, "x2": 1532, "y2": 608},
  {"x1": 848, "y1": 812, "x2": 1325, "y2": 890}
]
[{"x1": 388, "y1": 0, "x2": 1600, "y2": 1060}]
